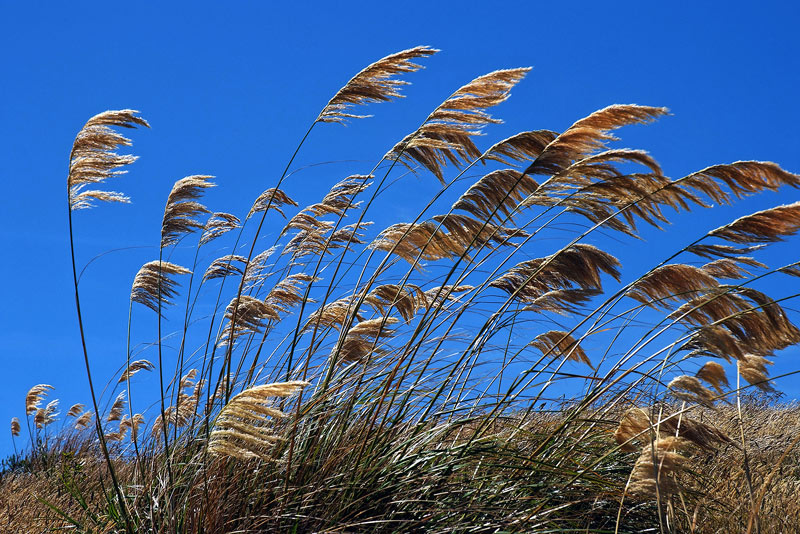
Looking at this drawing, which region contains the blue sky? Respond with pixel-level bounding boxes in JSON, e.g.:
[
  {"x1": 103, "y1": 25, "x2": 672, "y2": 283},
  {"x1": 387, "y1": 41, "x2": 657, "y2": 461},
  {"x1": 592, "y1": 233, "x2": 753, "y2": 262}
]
[{"x1": 1, "y1": 2, "x2": 799, "y2": 457}]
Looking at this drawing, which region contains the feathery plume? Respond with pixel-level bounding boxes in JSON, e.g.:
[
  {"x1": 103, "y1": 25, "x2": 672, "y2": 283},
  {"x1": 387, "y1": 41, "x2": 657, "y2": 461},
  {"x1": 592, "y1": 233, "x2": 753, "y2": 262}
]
[
  {"x1": 701, "y1": 258, "x2": 758, "y2": 279},
  {"x1": 524, "y1": 288, "x2": 601, "y2": 316},
  {"x1": 301, "y1": 176, "x2": 371, "y2": 218},
  {"x1": 532, "y1": 149, "x2": 663, "y2": 197},
  {"x1": 778, "y1": 263, "x2": 800, "y2": 278},
  {"x1": 626, "y1": 264, "x2": 718, "y2": 307},
  {"x1": 523, "y1": 169, "x2": 700, "y2": 237},
  {"x1": 131, "y1": 260, "x2": 192, "y2": 314},
  {"x1": 734, "y1": 287, "x2": 800, "y2": 344},
  {"x1": 42, "y1": 402, "x2": 59, "y2": 425},
  {"x1": 328, "y1": 221, "x2": 373, "y2": 252},
  {"x1": 243, "y1": 246, "x2": 279, "y2": 289},
  {"x1": 369, "y1": 222, "x2": 457, "y2": 265},
  {"x1": 35, "y1": 400, "x2": 59, "y2": 429},
  {"x1": 614, "y1": 408, "x2": 653, "y2": 452},
  {"x1": 484, "y1": 130, "x2": 559, "y2": 165},
  {"x1": 388, "y1": 68, "x2": 531, "y2": 182},
  {"x1": 667, "y1": 375, "x2": 716, "y2": 407},
  {"x1": 200, "y1": 212, "x2": 240, "y2": 245},
  {"x1": 74, "y1": 411, "x2": 93, "y2": 430},
  {"x1": 680, "y1": 287, "x2": 800, "y2": 358},
  {"x1": 106, "y1": 416, "x2": 130, "y2": 442},
  {"x1": 612, "y1": 408, "x2": 729, "y2": 453},
  {"x1": 34, "y1": 409, "x2": 46, "y2": 429},
  {"x1": 283, "y1": 224, "x2": 335, "y2": 260},
  {"x1": 25, "y1": 384, "x2": 53, "y2": 416},
  {"x1": 264, "y1": 273, "x2": 316, "y2": 317},
  {"x1": 10, "y1": 418, "x2": 20, "y2": 437},
  {"x1": 422, "y1": 284, "x2": 473, "y2": 310},
  {"x1": 686, "y1": 243, "x2": 766, "y2": 260},
  {"x1": 696, "y1": 361, "x2": 729, "y2": 395},
  {"x1": 118, "y1": 359, "x2": 155, "y2": 383},
  {"x1": 209, "y1": 381, "x2": 309, "y2": 460},
  {"x1": 433, "y1": 214, "x2": 527, "y2": 250},
  {"x1": 452, "y1": 169, "x2": 539, "y2": 224},
  {"x1": 673, "y1": 286, "x2": 799, "y2": 358},
  {"x1": 708, "y1": 201, "x2": 800, "y2": 244},
  {"x1": 179, "y1": 369, "x2": 198, "y2": 391},
  {"x1": 282, "y1": 214, "x2": 333, "y2": 236},
  {"x1": 280, "y1": 177, "x2": 371, "y2": 255},
  {"x1": 364, "y1": 284, "x2": 428, "y2": 323},
  {"x1": 738, "y1": 354, "x2": 774, "y2": 391},
  {"x1": 317, "y1": 46, "x2": 437, "y2": 124},
  {"x1": 68, "y1": 110, "x2": 149, "y2": 210},
  {"x1": 161, "y1": 175, "x2": 215, "y2": 248},
  {"x1": 491, "y1": 244, "x2": 620, "y2": 303},
  {"x1": 107, "y1": 392, "x2": 126, "y2": 423},
  {"x1": 677, "y1": 161, "x2": 800, "y2": 206},
  {"x1": 529, "y1": 330, "x2": 592, "y2": 368},
  {"x1": 220, "y1": 295, "x2": 280, "y2": 344},
  {"x1": 525, "y1": 105, "x2": 668, "y2": 178},
  {"x1": 628, "y1": 437, "x2": 690, "y2": 499},
  {"x1": 203, "y1": 254, "x2": 249, "y2": 282},
  {"x1": 152, "y1": 372, "x2": 204, "y2": 434},
  {"x1": 337, "y1": 317, "x2": 400, "y2": 363},
  {"x1": 682, "y1": 325, "x2": 743, "y2": 363},
  {"x1": 248, "y1": 188, "x2": 298, "y2": 219},
  {"x1": 66, "y1": 403, "x2": 85, "y2": 418},
  {"x1": 303, "y1": 295, "x2": 362, "y2": 332},
  {"x1": 130, "y1": 413, "x2": 145, "y2": 442},
  {"x1": 369, "y1": 215, "x2": 524, "y2": 267},
  {"x1": 223, "y1": 274, "x2": 315, "y2": 344}
]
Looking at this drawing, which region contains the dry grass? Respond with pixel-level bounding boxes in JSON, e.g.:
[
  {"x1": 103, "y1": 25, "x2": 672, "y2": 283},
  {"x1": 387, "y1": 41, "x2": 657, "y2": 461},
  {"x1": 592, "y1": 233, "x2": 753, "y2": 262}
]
[
  {"x1": 677, "y1": 400, "x2": 800, "y2": 533},
  {"x1": 3, "y1": 401, "x2": 799, "y2": 532}
]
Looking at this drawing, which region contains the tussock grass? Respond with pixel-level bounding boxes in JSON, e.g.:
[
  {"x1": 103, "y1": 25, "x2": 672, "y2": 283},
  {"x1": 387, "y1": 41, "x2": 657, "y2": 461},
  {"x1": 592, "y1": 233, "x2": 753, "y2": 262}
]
[{"x1": 2, "y1": 46, "x2": 800, "y2": 533}]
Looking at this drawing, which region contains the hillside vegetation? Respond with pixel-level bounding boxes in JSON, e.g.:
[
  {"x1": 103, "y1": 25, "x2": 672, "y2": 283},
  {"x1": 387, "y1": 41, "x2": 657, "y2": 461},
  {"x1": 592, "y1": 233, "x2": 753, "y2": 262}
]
[{"x1": 3, "y1": 46, "x2": 800, "y2": 533}]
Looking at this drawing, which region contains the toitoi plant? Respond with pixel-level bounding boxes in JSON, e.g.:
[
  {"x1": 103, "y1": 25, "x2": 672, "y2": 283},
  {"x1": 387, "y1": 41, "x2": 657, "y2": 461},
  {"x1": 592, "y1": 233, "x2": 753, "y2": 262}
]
[{"x1": 4, "y1": 46, "x2": 800, "y2": 533}]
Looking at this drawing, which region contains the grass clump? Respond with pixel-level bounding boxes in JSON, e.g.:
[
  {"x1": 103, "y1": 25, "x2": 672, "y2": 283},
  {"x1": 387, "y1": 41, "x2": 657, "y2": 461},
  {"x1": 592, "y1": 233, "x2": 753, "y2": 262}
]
[{"x1": 2, "y1": 46, "x2": 800, "y2": 533}]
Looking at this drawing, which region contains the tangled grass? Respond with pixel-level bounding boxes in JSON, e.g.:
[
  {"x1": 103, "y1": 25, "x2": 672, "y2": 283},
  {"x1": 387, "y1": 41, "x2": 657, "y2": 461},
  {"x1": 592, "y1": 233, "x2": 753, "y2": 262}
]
[{"x1": 2, "y1": 46, "x2": 800, "y2": 533}]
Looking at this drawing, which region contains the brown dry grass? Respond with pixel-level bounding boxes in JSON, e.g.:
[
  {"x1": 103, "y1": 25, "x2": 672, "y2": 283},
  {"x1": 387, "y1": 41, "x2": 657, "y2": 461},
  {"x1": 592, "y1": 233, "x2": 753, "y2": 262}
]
[
  {"x1": 2, "y1": 400, "x2": 799, "y2": 533},
  {"x1": 675, "y1": 400, "x2": 800, "y2": 533}
]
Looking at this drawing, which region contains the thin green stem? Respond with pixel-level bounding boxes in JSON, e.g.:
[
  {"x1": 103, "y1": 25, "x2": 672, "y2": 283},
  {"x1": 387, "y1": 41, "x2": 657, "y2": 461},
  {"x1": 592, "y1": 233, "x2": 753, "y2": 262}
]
[{"x1": 68, "y1": 198, "x2": 133, "y2": 533}]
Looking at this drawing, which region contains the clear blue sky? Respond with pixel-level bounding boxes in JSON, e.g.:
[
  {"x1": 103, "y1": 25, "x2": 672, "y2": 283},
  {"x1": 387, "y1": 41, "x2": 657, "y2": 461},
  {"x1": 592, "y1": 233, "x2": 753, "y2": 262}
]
[{"x1": 1, "y1": 2, "x2": 799, "y2": 457}]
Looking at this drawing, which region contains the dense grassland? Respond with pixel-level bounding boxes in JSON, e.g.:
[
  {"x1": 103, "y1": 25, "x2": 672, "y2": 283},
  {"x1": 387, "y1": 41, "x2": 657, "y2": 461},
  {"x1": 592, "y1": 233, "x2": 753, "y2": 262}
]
[
  {"x1": 3, "y1": 47, "x2": 800, "y2": 533},
  {"x1": 4, "y1": 399, "x2": 800, "y2": 532}
]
